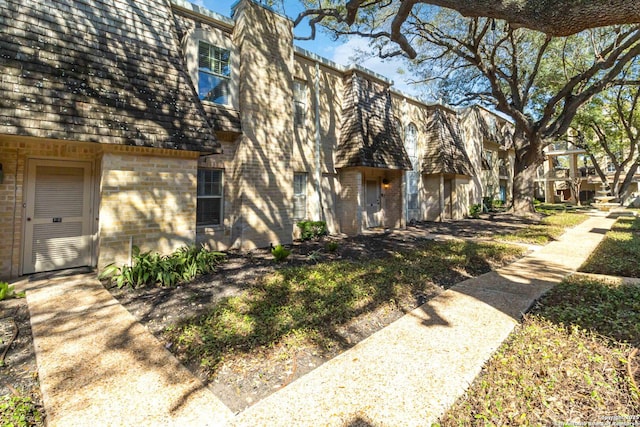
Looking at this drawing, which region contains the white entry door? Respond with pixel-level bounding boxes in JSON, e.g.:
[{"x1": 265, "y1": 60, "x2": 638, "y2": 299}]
[
  {"x1": 365, "y1": 180, "x2": 381, "y2": 228},
  {"x1": 23, "y1": 160, "x2": 93, "y2": 274}
]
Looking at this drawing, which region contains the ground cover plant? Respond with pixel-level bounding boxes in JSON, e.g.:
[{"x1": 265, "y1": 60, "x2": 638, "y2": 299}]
[
  {"x1": 162, "y1": 239, "x2": 525, "y2": 411},
  {"x1": 100, "y1": 245, "x2": 226, "y2": 288},
  {"x1": 437, "y1": 276, "x2": 640, "y2": 425},
  {"x1": 0, "y1": 394, "x2": 44, "y2": 427},
  {"x1": 580, "y1": 214, "x2": 640, "y2": 277},
  {"x1": 496, "y1": 211, "x2": 588, "y2": 245}
]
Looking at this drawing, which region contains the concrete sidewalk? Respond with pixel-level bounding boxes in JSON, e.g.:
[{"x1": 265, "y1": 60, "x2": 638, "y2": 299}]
[{"x1": 17, "y1": 211, "x2": 617, "y2": 426}]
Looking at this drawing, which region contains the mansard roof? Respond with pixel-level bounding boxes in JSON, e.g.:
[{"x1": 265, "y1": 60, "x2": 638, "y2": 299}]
[
  {"x1": 0, "y1": 0, "x2": 220, "y2": 153},
  {"x1": 422, "y1": 108, "x2": 474, "y2": 176},
  {"x1": 468, "y1": 105, "x2": 514, "y2": 149},
  {"x1": 337, "y1": 72, "x2": 412, "y2": 170}
]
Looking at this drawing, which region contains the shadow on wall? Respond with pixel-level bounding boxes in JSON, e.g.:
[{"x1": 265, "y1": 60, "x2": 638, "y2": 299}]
[
  {"x1": 99, "y1": 167, "x2": 198, "y2": 268},
  {"x1": 223, "y1": 0, "x2": 296, "y2": 250}
]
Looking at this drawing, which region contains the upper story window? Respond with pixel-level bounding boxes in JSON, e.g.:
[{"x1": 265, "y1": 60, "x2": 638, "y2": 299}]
[
  {"x1": 404, "y1": 123, "x2": 418, "y2": 162},
  {"x1": 198, "y1": 41, "x2": 230, "y2": 105},
  {"x1": 293, "y1": 80, "x2": 307, "y2": 127}
]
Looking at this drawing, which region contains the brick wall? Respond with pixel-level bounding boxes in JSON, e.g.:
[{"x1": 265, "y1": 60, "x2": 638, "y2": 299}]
[
  {"x1": 382, "y1": 170, "x2": 404, "y2": 229},
  {"x1": 338, "y1": 169, "x2": 362, "y2": 235},
  {"x1": 98, "y1": 148, "x2": 198, "y2": 268},
  {"x1": 231, "y1": 0, "x2": 295, "y2": 249},
  {"x1": 0, "y1": 137, "x2": 101, "y2": 279}
]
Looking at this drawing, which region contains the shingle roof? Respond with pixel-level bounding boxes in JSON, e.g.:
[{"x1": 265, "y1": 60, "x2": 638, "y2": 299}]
[
  {"x1": 336, "y1": 72, "x2": 411, "y2": 170},
  {"x1": 469, "y1": 106, "x2": 513, "y2": 149},
  {"x1": 0, "y1": 0, "x2": 221, "y2": 153},
  {"x1": 422, "y1": 108, "x2": 474, "y2": 176}
]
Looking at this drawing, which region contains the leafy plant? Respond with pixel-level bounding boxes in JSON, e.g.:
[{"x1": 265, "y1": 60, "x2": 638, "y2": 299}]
[
  {"x1": 296, "y1": 221, "x2": 328, "y2": 241},
  {"x1": 99, "y1": 245, "x2": 225, "y2": 289},
  {"x1": 469, "y1": 204, "x2": 482, "y2": 218},
  {"x1": 325, "y1": 241, "x2": 339, "y2": 252},
  {"x1": 0, "y1": 394, "x2": 44, "y2": 426},
  {"x1": 0, "y1": 281, "x2": 24, "y2": 301},
  {"x1": 307, "y1": 250, "x2": 323, "y2": 263},
  {"x1": 271, "y1": 244, "x2": 291, "y2": 262}
]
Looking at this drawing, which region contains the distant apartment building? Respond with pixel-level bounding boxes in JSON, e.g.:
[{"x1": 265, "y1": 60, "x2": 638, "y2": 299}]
[{"x1": 534, "y1": 141, "x2": 640, "y2": 203}]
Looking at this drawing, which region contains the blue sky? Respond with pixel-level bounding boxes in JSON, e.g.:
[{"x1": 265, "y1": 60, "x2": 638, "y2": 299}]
[{"x1": 188, "y1": 0, "x2": 419, "y2": 96}]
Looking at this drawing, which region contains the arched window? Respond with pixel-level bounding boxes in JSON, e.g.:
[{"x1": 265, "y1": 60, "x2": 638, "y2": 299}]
[{"x1": 405, "y1": 123, "x2": 419, "y2": 211}]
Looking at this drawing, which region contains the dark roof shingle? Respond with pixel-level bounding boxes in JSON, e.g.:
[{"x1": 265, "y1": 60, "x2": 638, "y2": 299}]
[
  {"x1": 0, "y1": 0, "x2": 220, "y2": 152},
  {"x1": 422, "y1": 108, "x2": 474, "y2": 176},
  {"x1": 336, "y1": 72, "x2": 411, "y2": 170}
]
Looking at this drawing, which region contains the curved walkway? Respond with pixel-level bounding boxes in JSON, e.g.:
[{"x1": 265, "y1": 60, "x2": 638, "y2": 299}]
[{"x1": 16, "y1": 211, "x2": 617, "y2": 426}]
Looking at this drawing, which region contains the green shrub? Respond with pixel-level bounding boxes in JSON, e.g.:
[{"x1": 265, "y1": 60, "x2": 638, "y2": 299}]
[
  {"x1": 296, "y1": 221, "x2": 328, "y2": 241},
  {"x1": 325, "y1": 241, "x2": 339, "y2": 252},
  {"x1": 271, "y1": 244, "x2": 291, "y2": 262},
  {"x1": 99, "y1": 245, "x2": 225, "y2": 288},
  {"x1": 0, "y1": 281, "x2": 24, "y2": 301},
  {"x1": 0, "y1": 394, "x2": 44, "y2": 427},
  {"x1": 469, "y1": 204, "x2": 482, "y2": 218}
]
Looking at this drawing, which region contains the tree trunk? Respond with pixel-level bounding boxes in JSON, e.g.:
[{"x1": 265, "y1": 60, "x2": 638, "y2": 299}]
[
  {"x1": 511, "y1": 130, "x2": 543, "y2": 215},
  {"x1": 619, "y1": 161, "x2": 639, "y2": 203},
  {"x1": 512, "y1": 159, "x2": 539, "y2": 214}
]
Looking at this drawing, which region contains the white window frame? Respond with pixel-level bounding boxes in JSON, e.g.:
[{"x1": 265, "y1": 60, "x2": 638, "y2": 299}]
[
  {"x1": 197, "y1": 168, "x2": 224, "y2": 226},
  {"x1": 293, "y1": 173, "x2": 307, "y2": 220},
  {"x1": 405, "y1": 123, "x2": 419, "y2": 210},
  {"x1": 293, "y1": 80, "x2": 307, "y2": 127},
  {"x1": 198, "y1": 41, "x2": 231, "y2": 105}
]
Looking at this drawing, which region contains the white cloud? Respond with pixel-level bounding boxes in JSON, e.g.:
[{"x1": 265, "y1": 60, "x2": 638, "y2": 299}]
[{"x1": 330, "y1": 37, "x2": 419, "y2": 97}]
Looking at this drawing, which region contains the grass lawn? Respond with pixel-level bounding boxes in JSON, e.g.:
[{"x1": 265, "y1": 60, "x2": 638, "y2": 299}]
[
  {"x1": 496, "y1": 211, "x2": 589, "y2": 245},
  {"x1": 437, "y1": 276, "x2": 640, "y2": 425},
  {"x1": 164, "y1": 240, "x2": 525, "y2": 375},
  {"x1": 580, "y1": 214, "x2": 640, "y2": 277}
]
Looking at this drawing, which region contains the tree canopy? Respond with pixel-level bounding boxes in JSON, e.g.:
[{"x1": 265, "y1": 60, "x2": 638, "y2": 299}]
[{"x1": 296, "y1": 0, "x2": 640, "y2": 56}]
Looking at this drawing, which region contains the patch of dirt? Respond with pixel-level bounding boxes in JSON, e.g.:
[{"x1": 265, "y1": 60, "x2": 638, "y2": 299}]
[
  {"x1": 0, "y1": 297, "x2": 45, "y2": 422},
  {"x1": 109, "y1": 215, "x2": 531, "y2": 413}
]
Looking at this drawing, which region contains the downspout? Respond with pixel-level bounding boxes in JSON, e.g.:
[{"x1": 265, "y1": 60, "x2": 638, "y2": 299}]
[{"x1": 314, "y1": 62, "x2": 325, "y2": 222}]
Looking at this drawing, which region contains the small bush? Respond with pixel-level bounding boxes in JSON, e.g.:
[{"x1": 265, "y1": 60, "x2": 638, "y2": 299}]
[
  {"x1": 469, "y1": 204, "x2": 482, "y2": 218},
  {"x1": 99, "y1": 245, "x2": 225, "y2": 288},
  {"x1": 0, "y1": 281, "x2": 24, "y2": 301},
  {"x1": 0, "y1": 394, "x2": 44, "y2": 427},
  {"x1": 297, "y1": 221, "x2": 328, "y2": 241},
  {"x1": 271, "y1": 244, "x2": 291, "y2": 262},
  {"x1": 325, "y1": 241, "x2": 339, "y2": 252}
]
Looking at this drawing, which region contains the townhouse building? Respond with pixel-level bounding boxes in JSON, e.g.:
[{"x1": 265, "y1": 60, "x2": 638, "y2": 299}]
[{"x1": 0, "y1": 0, "x2": 514, "y2": 279}]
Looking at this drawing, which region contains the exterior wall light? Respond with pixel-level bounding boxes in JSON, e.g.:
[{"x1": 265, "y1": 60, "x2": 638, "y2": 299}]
[{"x1": 382, "y1": 178, "x2": 390, "y2": 189}]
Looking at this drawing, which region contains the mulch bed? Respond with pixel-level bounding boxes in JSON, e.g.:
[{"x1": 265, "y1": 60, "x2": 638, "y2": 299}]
[{"x1": 0, "y1": 214, "x2": 539, "y2": 416}]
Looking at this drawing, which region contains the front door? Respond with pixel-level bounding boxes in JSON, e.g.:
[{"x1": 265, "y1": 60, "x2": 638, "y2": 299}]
[
  {"x1": 22, "y1": 160, "x2": 93, "y2": 274},
  {"x1": 365, "y1": 180, "x2": 381, "y2": 228}
]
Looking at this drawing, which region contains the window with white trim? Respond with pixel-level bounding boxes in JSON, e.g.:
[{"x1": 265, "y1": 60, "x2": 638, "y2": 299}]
[
  {"x1": 198, "y1": 41, "x2": 230, "y2": 105},
  {"x1": 197, "y1": 169, "x2": 223, "y2": 226},
  {"x1": 405, "y1": 123, "x2": 419, "y2": 210},
  {"x1": 293, "y1": 80, "x2": 307, "y2": 127},
  {"x1": 293, "y1": 173, "x2": 307, "y2": 219}
]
